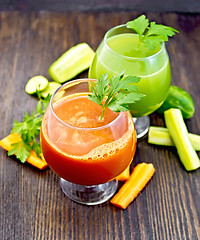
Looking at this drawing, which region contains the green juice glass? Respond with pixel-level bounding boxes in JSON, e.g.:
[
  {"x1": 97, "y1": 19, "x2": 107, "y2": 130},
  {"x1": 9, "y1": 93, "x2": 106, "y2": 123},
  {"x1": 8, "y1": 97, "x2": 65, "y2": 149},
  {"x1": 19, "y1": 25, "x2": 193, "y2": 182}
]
[{"x1": 89, "y1": 24, "x2": 171, "y2": 138}]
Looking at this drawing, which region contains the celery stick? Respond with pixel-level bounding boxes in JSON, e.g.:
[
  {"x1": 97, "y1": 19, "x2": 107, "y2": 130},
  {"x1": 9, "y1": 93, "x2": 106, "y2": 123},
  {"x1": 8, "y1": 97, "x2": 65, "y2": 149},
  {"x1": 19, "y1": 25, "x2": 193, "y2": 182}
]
[
  {"x1": 164, "y1": 109, "x2": 200, "y2": 171},
  {"x1": 148, "y1": 126, "x2": 200, "y2": 151}
]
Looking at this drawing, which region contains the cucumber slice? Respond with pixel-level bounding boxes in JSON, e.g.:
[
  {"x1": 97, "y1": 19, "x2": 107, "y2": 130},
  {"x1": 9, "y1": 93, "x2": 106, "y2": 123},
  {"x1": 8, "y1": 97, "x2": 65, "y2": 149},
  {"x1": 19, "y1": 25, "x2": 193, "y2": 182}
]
[
  {"x1": 157, "y1": 85, "x2": 195, "y2": 119},
  {"x1": 25, "y1": 76, "x2": 49, "y2": 95},
  {"x1": 41, "y1": 81, "x2": 61, "y2": 98},
  {"x1": 148, "y1": 126, "x2": 200, "y2": 151},
  {"x1": 164, "y1": 108, "x2": 200, "y2": 171},
  {"x1": 49, "y1": 43, "x2": 95, "y2": 83}
]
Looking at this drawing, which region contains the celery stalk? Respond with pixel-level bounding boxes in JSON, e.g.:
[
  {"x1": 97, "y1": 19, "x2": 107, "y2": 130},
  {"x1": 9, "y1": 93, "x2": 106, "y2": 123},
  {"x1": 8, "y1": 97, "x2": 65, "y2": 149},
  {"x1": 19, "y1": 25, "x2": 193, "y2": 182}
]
[
  {"x1": 164, "y1": 109, "x2": 200, "y2": 171},
  {"x1": 148, "y1": 126, "x2": 200, "y2": 151}
]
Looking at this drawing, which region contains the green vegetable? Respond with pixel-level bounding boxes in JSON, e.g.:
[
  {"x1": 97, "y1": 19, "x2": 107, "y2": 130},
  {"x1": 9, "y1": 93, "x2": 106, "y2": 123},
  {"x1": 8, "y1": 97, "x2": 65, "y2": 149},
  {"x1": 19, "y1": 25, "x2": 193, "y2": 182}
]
[
  {"x1": 164, "y1": 108, "x2": 200, "y2": 171},
  {"x1": 49, "y1": 43, "x2": 95, "y2": 83},
  {"x1": 8, "y1": 93, "x2": 51, "y2": 163},
  {"x1": 25, "y1": 76, "x2": 49, "y2": 95},
  {"x1": 126, "y1": 15, "x2": 179, "y2": 50},
  {"x1": 88, "y1": 72, "x2": 144, "y2": 119},
  {"x1": 157, "y1": 85, "x2": 195, "y2": 118},
  {"x1": 148, "y1": 126, "x2": 200, "y2": 151},
  {"x1": 41, "y1": 81, "x2": 61, "y2": 98}
]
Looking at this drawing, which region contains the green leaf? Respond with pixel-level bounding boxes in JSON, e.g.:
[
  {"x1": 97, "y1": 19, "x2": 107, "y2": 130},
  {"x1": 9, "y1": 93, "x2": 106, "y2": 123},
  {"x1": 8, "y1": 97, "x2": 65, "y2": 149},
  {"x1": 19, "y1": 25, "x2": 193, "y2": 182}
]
[
  {"x1": 11, "y1": 120, "x2": 28, "y2": 134},
  {"x1": 97, "y1": 73, "x2": 110, "y2": 101},
  {"x1": 119, "y1": 76, "x2": 141, "y2": 90},
  {"x1": 146, "y1": 22, "x2": 178, "y2": 38},
  {"x1": 8, "y1": 94, "x2": 51, "y2": 163},
  {"x1": 126, "y1": 15, "x2": 179, "y2": 49},
  {"x1": 88, "y1": 93, "x2": 103, "y2": 106},
  {"x1": 8, "y1": 141, "x2": 31, "y2": 163},
  {"x1": 127, "y1": 15, "x2": 149, "y2": 39},
  {"x1": 121, "y1": 85, "x2": 139, "y2": 92},
  {"x1": 88, "y1": 73, "x2": 144, "y2": 118},
  {"x1": 88, "y1": 73, "x2": 110, "y2": 108},
  {"x1": 32, "y1": 141, "x2": 42, "y2": 156},
  {"x1": 23, "y1": 112, "x2": 31, "y2": 122},
  {"x1": 109, "y1": 103, "x2": 130, "y2": 112}
]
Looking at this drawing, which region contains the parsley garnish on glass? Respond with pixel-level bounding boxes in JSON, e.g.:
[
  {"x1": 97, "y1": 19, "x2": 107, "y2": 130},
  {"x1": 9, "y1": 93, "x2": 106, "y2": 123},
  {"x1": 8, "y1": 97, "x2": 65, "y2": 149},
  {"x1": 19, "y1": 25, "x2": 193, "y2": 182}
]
[
  {"x1": 126, "y1": 14, "x2": 179, "y2": 50},
  {"x1": 88, "y1": 72, "x2": 144, "y2": 119}
]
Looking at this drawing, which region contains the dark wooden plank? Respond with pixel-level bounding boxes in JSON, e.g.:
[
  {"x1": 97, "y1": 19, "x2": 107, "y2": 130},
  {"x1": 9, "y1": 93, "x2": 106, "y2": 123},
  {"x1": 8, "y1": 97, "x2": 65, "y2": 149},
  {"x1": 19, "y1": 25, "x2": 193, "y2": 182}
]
[
  {"x1": 1, "y1": 0, "x2": 200, "y2": 13},
  {"x1": 0, "y1": 11, "x2": 199, "y2": 240}
]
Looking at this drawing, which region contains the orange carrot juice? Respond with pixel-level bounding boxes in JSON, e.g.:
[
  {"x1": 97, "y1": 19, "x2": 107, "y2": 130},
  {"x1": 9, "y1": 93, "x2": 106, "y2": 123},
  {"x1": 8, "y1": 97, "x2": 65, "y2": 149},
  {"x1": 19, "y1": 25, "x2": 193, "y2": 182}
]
[{"x1": 41, "y1": 93, "x2": 136, "y2": 185}]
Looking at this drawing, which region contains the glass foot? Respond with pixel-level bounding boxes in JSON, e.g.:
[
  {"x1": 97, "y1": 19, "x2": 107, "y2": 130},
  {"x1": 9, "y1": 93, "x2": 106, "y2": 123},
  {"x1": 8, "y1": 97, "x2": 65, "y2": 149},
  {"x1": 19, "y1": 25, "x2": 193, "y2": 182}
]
[
  {"x1": 60, "y1": 178, "x2": 118, "y2": 205},
  {"x1": 133, "y1": 115, "x2": 150, "y2": 139}
]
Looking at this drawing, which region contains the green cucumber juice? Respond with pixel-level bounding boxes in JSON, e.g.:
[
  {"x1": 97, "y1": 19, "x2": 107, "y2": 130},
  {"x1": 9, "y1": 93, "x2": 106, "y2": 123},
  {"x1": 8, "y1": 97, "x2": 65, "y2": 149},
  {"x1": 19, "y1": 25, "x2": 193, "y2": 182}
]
[{"x1": 89, "y1": 33, "x2": 171, "y2": 117}]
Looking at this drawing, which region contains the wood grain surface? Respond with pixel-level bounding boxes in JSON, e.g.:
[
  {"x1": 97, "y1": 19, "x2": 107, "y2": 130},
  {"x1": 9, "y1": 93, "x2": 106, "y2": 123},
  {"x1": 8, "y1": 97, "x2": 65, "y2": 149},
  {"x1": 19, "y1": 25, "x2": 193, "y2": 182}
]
[
  {"x1": 0, "y1": 11, "x2": 200, "y2": 240},
  {"x1": 1, "y1": 0, "x2": 200, "y2": 13}
]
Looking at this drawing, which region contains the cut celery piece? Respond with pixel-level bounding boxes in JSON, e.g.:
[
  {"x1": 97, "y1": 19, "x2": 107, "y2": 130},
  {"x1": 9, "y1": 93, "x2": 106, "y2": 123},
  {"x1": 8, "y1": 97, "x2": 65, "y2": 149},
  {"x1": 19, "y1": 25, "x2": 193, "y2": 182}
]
[
  {"x1": 164, "y1": 109, "x2": 200, "y2": 171},
  {"x1": 148, "y1": 126, "x2": 200, "y2": 151},
  {"x1": 25, "y1": 76, "x2": 49, "y2": 95},
  {"x1": 41, "y1": 81, "x2": 61, "y2": 98},
  {"x1": 49, "y1": 43, "x2": 95, "y2": 83}
]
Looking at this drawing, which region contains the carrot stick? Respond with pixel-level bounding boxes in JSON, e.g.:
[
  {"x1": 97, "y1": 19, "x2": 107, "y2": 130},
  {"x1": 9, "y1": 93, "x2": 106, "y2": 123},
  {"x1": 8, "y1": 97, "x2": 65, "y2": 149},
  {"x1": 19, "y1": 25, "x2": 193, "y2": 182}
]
[
  {"x1": 0, "y1": 133, "x2": 21, "y2": 150},
  {"x1": 110, "y1": 163, "x2": 155, "y2": 209},
  {"x1": 0, "y1": 133, "x2": 48, "y2": 170},
  {"x1": 26, "y1": 151, "x2": 48, "y2": 170},
  {"x1": 116, "y1": 165, "x2": 130, "y2": 181}
]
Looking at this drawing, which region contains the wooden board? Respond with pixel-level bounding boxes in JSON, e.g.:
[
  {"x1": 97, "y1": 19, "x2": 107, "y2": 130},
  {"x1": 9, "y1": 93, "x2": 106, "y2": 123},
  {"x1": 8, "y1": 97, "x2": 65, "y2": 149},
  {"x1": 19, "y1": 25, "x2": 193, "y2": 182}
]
[{"x1": 0, "y1": 11, "x2": 199, "y2": 240}]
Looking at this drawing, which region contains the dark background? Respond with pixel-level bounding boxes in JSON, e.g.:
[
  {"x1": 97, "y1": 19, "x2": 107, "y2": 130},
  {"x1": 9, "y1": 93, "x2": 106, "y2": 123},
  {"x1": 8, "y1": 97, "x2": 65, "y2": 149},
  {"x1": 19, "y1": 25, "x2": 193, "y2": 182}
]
[{"x1": 1, "y1": 0, "x2": 200, "y2": 12}]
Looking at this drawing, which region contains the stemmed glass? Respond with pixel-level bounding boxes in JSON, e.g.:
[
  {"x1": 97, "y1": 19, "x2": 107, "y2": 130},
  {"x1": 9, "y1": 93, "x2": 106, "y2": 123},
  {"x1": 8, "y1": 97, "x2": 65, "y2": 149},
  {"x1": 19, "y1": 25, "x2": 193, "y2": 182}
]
[
  {"x1": 40, "y1": 79, "x2": 137, "y2": 205},
  {"x1": 89, "y1": 24, "x2": 171, "y2": 138}
]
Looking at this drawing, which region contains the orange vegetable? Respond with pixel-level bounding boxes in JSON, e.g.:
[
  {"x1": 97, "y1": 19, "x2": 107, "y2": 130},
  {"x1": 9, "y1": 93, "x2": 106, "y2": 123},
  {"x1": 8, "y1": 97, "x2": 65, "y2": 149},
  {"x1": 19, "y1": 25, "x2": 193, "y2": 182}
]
[
  {"x1": 0, "y1": 133, "x2": 48, "y2": 170},
  {"x1": 116, "y1": 165, "x2": 130, "y2": 181},
  {"x1": 110, "y1": 163, "x2": 155, "y2": 209}
]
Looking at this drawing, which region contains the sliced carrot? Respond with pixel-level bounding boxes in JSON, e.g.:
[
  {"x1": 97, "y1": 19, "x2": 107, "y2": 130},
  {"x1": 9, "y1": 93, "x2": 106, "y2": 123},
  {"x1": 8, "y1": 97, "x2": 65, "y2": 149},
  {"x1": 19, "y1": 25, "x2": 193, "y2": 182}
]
[
  {"x1": 26, "y1": 151, "x2": 48, "y2": 170},
  {"x1": 116, "y1": 165, "x2": 130, "y2": 181},
  {"x1": 110, "y1": 163, "x2": 155, "y2": 209},
  {"x1": 0, "y1": 133, "x2": 21, "y2": 151},
  {"x1": 0, "y1": 133, "x2": 48, "y2": 170}
]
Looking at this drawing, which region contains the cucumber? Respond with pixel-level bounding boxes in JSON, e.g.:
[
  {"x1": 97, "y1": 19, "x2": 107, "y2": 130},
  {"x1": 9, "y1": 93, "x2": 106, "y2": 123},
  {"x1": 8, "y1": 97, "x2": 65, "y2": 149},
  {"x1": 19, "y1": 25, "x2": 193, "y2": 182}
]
[
  {"x1": 25, "y1": 76, "x2": 49, "y2": 95},
  {"x1": 148, "y1": 126, "x2": 200, "y2": 151},
  {"x1": 49, "y1": 43, "x2": 95, "y2": 83},
  {"x1": 164, "y1": 108, "x2": 200, "y2": 171},
  {"x1": 41, "y1": 81, "x2": 61, "y2": 98},
  {"x1": 157, "y1": 85, "x2": 195, "y2": 119}
]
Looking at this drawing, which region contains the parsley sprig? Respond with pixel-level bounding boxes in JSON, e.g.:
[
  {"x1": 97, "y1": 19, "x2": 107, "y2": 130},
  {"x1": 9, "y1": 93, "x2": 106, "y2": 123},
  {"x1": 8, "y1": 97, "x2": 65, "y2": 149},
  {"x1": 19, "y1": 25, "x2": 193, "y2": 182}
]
[
  {"x1": 8, "y1": 92, "x2": 51, "y2": 163},
  {"x1": 88, "y1": 72, "x2": 144, "y2": 119},
  {"x1": 127, "y1": 15, "x2": 179, "y2": 50}
]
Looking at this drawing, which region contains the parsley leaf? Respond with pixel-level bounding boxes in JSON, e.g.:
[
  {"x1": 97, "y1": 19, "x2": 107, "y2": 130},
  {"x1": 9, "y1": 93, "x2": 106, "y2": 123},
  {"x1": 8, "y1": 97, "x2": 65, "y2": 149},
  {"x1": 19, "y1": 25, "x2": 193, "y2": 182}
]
[
  {"x1": 127, "y1": 15, "x2": 179, "y2": 49},
  {"x1": 88, "y1": 73, "x2": 144, "y2": 119},
  {"x1": 8, "y1": 93, "x2": 51, "y2": 163},
  {"x1": 8, "y1": 141, "x2": 31, "y2": 163},
  {"x1": 127, "y1": 15, "x2": 149, "y2": 41}
]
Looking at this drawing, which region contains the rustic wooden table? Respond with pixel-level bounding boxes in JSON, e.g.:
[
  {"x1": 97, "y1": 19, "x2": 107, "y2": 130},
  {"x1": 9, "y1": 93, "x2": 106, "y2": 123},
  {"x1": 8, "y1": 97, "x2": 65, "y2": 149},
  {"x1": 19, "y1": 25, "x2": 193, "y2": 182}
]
[{"x1": 0, "y1": 11, "x2": 199, "y2": 240}]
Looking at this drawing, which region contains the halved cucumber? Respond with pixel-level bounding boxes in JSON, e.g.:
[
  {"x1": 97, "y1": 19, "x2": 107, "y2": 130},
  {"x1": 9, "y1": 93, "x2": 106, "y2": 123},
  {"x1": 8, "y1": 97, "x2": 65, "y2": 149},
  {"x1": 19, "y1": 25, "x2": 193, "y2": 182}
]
[
  {"x1": 157, "y1": 85, "x2": 195, "y2": 119},
  {"x1": 25, "y1": 76, "x2": 49, "y2": 95},
  {"x1": 49, "y1": 43, "x2": 95, "y2": 83},
  {"x1": 41, "y1": 81, "x2": 61, "y2": 98}
]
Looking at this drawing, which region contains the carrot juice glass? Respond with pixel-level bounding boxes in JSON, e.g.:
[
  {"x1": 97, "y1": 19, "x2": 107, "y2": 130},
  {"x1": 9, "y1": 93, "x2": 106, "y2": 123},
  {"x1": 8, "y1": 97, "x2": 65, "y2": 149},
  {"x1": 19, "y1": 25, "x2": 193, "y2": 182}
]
[
  {"x1": 40, "y1": 79, "x2": 137, "y2": 205},
  {"x1": 89, "y1": 24, "x2": 171, "y2": 138}
]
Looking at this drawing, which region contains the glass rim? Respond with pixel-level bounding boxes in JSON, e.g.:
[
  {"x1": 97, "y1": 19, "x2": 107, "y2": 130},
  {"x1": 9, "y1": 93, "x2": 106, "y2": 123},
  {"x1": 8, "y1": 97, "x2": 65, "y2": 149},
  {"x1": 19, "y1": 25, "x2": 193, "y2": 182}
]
[
  {"x1": 50, "y1": 78, "x2": 124, "y2": 131},
  {"x1": 103, "y1": 24, "x2": 165, "y2": 61}
]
